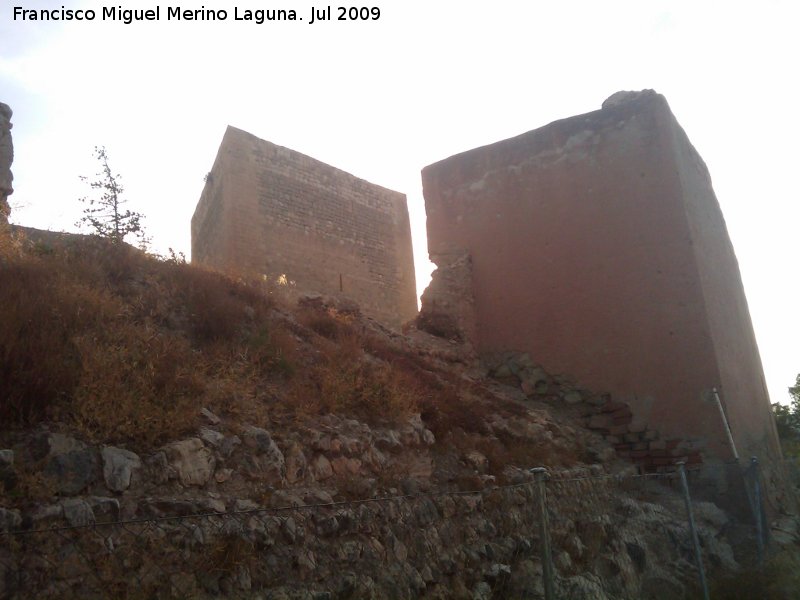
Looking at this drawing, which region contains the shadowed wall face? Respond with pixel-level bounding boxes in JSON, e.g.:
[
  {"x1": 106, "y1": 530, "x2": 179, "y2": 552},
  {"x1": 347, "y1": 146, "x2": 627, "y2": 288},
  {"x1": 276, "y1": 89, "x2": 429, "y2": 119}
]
[
  {"x1": 192, "y1": 127, "x2": 417, "y2": 329},
  {"x1": 422, "y1": 91, "x2": 780, "y2": 463}
]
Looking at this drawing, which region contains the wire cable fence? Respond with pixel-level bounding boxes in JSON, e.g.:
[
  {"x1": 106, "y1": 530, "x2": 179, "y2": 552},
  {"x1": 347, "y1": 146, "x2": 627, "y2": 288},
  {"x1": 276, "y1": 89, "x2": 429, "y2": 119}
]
[{"x1": 0, "y1": 458, "x2": 776, "y2": 599}]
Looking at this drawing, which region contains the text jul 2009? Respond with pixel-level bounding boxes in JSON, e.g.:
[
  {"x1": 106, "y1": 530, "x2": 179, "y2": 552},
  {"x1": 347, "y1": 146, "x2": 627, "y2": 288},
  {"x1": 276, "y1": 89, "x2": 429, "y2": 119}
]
[{"x1": 11, "y1": 5, "x2": 382, "y2": 25}]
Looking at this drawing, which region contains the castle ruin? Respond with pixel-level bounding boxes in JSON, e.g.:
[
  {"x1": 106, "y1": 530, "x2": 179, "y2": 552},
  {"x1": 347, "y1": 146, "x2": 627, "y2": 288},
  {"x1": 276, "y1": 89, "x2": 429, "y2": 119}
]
[
  {"x1": 192, "y1": 96, "x2": 781, "y2": 469},
  {"x1": 192, "y1": 126, "x2": 417, "y2": 329},
  {"x1": 420, "y1": 90, "x2": 781, "y2": 467}
]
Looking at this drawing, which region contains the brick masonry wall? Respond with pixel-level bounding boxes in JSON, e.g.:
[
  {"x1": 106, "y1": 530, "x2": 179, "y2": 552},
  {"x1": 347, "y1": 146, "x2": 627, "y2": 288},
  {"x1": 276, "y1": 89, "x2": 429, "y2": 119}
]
[
  {"x1": 192, "y1": 127, "x2": 417, "y2": 329},
  {"x1": 421, "y1": 91, "x2": 781, "y2": 465}
]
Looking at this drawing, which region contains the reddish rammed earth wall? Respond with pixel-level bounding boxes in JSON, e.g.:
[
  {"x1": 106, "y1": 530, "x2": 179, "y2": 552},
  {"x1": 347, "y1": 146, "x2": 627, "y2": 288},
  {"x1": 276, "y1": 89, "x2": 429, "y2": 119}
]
[
  {"x1": 422, "y1": 92, "x2": 781, "y2": 464},
  {"x1": 191, "y1": 126, "x2": 417, "y2": 329}
]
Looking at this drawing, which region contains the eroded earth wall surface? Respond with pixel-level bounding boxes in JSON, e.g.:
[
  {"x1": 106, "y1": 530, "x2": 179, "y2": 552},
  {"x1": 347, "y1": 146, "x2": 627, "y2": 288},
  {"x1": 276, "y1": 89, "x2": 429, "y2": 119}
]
[
  {"x1": 421, "y1": 90, "x2": 780, "y2": 464},
  {"x1": 0, "y1": 102, "x2": 12, "y2": 226},
  {"x1": 192, "y1": 126, "x2": 417, "y2": 329}
]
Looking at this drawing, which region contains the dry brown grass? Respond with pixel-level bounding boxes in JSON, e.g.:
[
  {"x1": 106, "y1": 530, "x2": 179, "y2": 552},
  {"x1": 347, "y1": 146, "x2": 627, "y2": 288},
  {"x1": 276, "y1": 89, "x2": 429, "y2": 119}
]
[
  {"x1": 289, "y1": 330, "x2": 420, "y2": 424},
  {"x1": 358, "y1": 330, "x2": 503, "y2": 439},
  {"x1": 3, "y1": 469, "x2": 57, "y2": 503},
  {"x1": 296, "y1": 303, "x2": 357, "y2": 341},
  {"x1": 0, "y1": 252, "x2": 114, "y2": 424},
  {"x1": 0, "y1": 224, "x2": 21, "y2": 261},
  {"x1": 0, "y1": 235, "x2": 298, "y2": 448},
  {"x1": 2, "y1": 231, "x2": 446, "y2": 448},
  {"x1": 360, "y1": 332, "x2": 582, "y2": 475},
  {"x1": 1, "y1": 231, "x2": 571, "y2": 479},
  {"x1": 68, "y1": 327, "x2": 202, "y2": 446}
]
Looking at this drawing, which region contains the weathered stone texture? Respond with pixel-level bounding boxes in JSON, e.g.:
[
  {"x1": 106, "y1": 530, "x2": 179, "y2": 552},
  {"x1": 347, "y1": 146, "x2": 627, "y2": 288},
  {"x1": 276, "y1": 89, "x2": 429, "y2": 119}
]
[
  {"x1": 192, "y1": 127, "x2": 417, "y2": 329},
  {"x1": 1, "y1": 416, "x2": 757, "y2": 599},
  {"x1": 416, "y1": 252, "x2": 477, "y2": 345},
  {"x1": 421, "y1": 90, "x2": 780, "y2": 464},
  {"x1": 0, "y1": 102, "x2": 13, "y2": 225}
]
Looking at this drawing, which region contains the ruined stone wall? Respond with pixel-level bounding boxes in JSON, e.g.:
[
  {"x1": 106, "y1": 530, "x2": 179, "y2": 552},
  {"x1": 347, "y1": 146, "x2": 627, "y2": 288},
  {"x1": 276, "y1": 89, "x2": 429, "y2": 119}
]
[
  {"x1": 0, "y1": 103, "x2": 13, "y2": 226},
  {"x1": 421, "y1": 91, "x2": 780, "y2": 464},
  {"x1": 415, "y1": 252, "x2": 477, "y2": 346},
  {"x1": 1, "y1": 426, "x2": 746, "y2": 600},
  {"x1": 192, "y1": 127, "x2": 417, "y2": 329}
]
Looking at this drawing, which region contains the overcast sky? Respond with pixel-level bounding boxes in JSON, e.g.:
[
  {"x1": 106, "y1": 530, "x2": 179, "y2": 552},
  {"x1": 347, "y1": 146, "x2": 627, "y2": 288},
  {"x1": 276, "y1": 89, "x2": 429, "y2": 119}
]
[{"x1": 1, "y1": 0, "x2": 798, "y2": 405}]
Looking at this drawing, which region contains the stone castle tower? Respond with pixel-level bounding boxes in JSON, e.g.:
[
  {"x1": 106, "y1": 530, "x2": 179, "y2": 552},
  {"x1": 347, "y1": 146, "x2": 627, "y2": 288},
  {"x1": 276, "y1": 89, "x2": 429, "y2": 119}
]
[
  {"x1": 421, "y1": 91, "x2": 780, "y2": 466},
  {"x1": 192, "y1": 126, "x2": 417, "y2": 329}
]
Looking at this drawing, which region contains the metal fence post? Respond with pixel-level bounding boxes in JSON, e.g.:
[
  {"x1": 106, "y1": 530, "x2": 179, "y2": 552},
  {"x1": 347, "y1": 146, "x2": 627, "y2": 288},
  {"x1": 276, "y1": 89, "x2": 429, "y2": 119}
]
[
  {"x1": 712, "y1": 387, "x2": 739, "y2": 461},
  {"x1": 677, "y1": 462, "x2": 709, "y2": 600},
  {"x1": 750, "y1": 456, "x2": 765, "y2": 567},
  {"x1": 531, "y1": 467, "x2": 555, "y2": 600}
]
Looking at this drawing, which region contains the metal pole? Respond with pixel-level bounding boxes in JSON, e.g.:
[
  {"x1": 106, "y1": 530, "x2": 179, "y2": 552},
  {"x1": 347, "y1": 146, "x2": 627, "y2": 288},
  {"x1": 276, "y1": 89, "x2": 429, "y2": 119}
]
[
  {"x1": 678, "y1": 462, "x2": 709, "y2": 600},
  {"x1": 531, "y1": 467, "x2": 555, "y2": 600},
  {"x1": 712, "y1": 387, "x2": 739, "y2": 461},
  {"x1": 750, "y1": 456, "x2": 764, "y2": 567}
]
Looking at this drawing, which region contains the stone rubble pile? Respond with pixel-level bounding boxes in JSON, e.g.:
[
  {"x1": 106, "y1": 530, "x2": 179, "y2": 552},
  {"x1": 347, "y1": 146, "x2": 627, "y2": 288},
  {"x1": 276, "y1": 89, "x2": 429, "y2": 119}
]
[{"x1": 487, "y1": 352, "x2": 704, "y2": 472}]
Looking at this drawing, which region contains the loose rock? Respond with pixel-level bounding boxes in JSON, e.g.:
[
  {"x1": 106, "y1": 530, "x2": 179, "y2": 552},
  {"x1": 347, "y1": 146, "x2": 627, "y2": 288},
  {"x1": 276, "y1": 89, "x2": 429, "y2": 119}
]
[
  {"x1": 164, "y1": 438, "x2": 215, "y2": 487},
  {"x1": 101, "y1": 446, "x2": 141, "y2": 492},
  {"x1": 44, "y1": 446, "x2": 98, "y2": 495}
]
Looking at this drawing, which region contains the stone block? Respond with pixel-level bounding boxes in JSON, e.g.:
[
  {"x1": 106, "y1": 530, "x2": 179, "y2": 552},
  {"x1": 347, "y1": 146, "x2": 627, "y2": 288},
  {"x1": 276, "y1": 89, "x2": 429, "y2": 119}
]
[
  {"x1": 44, "y1": 447, "x2": 98, "y2": 496},
  {"x1": 101, "y1": 446, "x2": 141, "y2": 492},
  {"x1": 164, "y1": 438, "x2": 215, "y2": 487}
]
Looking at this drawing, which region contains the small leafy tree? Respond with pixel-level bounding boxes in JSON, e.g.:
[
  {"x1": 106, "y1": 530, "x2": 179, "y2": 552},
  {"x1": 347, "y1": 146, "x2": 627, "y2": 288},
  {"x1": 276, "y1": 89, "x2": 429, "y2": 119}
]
[
  {"x1": 773, "y1": 373, "x2": 800, "y2": 456},
  {"x1": 77, "y1": 146, "x2": 146, "y2": 246}
]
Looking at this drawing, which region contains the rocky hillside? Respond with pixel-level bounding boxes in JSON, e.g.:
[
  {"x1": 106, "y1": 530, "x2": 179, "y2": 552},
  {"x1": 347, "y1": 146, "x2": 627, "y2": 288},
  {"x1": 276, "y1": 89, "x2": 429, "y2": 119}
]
[{"x1": 0, "y1": 232, "x2": 797, "y2": 599}]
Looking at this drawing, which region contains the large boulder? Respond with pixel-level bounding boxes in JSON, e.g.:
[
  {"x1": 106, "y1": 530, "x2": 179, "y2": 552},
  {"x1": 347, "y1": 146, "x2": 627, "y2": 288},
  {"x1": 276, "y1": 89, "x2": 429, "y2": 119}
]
[
  {"x1": 241, "y1": 425, "x2": 286, "y2": 482},
  {"x1": 164, "y1": 438, "x2": 215, "y2": 487},
  {"x1": 101, "y1": 446, "x2": 142, "y2": 492},
  {"x1": 39, "y1": 434, "x2": 99, "y2": 496}
]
